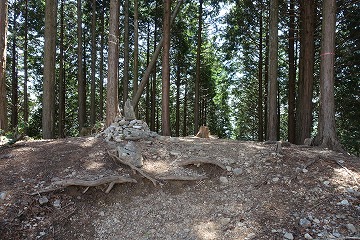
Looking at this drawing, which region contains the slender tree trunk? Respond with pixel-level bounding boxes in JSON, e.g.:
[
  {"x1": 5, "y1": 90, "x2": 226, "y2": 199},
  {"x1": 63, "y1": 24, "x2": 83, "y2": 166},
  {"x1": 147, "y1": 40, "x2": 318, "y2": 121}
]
[
  {"x1": 150, "y1": 9, "x2": 158, "y2": 132},
  {"x1": 314, "y1": 0, "x2": 342, "y2": 151},
  {"x1": 296, "y1": 0, "x2": 316, "y2": 144},
  {"x1": 161, "y1": 0, "x2": 171, "y2": 136},
  {"x1": 90, "y1": 0, "x2": 97, "y2": 125},
  {"x1": 99, "y1": 0, "x2": 105, "y2": 121},
  {"x1": 287, "y1": 0, "x2": 296, "y2": 143},
  {"x1": 183, "y1": 82, "x2": 187, "y2": 136},
  {"x1": 258, "y1": 2, "x2": 263, "y2": 142},
  {"x1": 59, "y1": 0, "x2": 65, "y2": 138},
  {"x1": 264, "y1": 33, "x2": 269, "y2": 140},
  {"x1": 123, "y1": 0, "x2": 129, "y2": 103},
  {"x1": 132, "y1": 0, "x2": 183, "y2": 107},
  {"x1": 194, "y1": 0, "x2": 202, "y2": 134},
  {"x1": 133, "y1": 0, "x2": 139, "y2": 117},
  {"x1": 267, "y1": 0, "x2": 278, "y2": 141},
  {"x1": 42, "y1": 0, "x2": 57, "y2": 139},
  {"x1": 23, "y1": 0, "x2": 29, "y2": 128},
  {"x1": 106, "y1": 0, "x2": 121, "y2": 126},
  {"x1": 11, "y1": 3, "x2": 18, "y2": 130},
  {"x1": 0, "y1": 0, "x2": 8, "y2": 131},
  {"x1": 77, "y1": 0, "x2": 86, "y2": 132},
  {"x1": 175, "y1": 57, "x2": 181, "y2": 137},
  {"x1": 145, "y1": 21, "x2": 150, "y2": 124}
]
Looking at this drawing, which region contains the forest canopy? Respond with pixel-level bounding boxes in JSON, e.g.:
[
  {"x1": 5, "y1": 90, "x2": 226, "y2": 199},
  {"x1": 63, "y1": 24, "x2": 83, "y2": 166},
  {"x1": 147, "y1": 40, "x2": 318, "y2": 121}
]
[{"x1": 0, "y1": 0, "x2": 359, "y2": 155}]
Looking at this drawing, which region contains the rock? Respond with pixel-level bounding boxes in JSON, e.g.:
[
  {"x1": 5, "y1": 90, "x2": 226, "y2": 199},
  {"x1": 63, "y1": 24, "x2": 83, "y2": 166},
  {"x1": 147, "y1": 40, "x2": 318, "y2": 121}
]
[
  {"x1": 117, "y1": 142, "x2": 143, "y2": 168},
  {"x1": 220, "y1": 176, "x2": 229, "y2": 184},
  {"x1": 272, "y1": 177, "x2": 280, "y2": 182},
  {"x1": 323, "y1": 180, "x2": 330, "y2": 186},
  {"x1": 284, "y1": 232, "x2": 294, "y2": 240},
  {"x1": 338, "y1": 199, "x2": 349, "y2": 205},
  {"x1": 304, "y1": 233, "x2": 313, "y2": 239},
  {"x1": 53, "y1": 199, "x2": 61, "y2": 208},
  {"x1": 233, "y1": 168, "x2": 243, "y2": 175},
  {"x1": 346, "y1": 223, "x2": 357, "y2": 234},
  {"x1": 124, "y1": 99, "x2": 136, "y2": 121},
  {"x1": 299, "y1": 218, "x2": 311, "y2": 228},
  {"x1": 0, "y1": 191, "x2": 7, "y2": 200},
  {"x1": 39, "y1": 196, "x2": 49, "y2": 205}
]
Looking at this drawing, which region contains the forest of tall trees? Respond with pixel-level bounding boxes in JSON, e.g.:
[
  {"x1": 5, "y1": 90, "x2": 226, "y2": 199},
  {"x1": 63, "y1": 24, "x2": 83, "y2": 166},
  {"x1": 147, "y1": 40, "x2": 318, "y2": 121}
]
[{"x1": 0, "y1": 0, "x2": 358, "y2": 155}]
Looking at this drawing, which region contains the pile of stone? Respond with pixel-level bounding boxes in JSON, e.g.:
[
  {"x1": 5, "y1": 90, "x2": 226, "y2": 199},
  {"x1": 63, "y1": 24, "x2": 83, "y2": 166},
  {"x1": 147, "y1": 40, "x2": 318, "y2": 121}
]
[
  {"x1": 97, "y1": 116, "x2": 158, "y2": 142},
  {"x1": 96, "y1": 100, "x2": 158, "y2": 142}
]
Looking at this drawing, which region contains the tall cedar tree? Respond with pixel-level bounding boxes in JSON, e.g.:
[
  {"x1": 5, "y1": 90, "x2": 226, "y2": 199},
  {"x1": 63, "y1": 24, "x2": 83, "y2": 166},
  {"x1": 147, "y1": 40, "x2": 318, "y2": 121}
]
[
  {"x1": 287, "y1": 0, "x2": 296, "y2": 143},
  {"x1": 123, "y1": 0, "x2": 130, "y2": 103},
  {"x1": 194, "y1": 0, "x2": 203, "y2": 134},
  {"x1": 133, "y1": 0, "x2": 139, "y2": 117},
  {"x1": 0, "y1": 0, "x2": 8, "y2": 131},
  {"x1": 296, "y1": 0, "x2": 316, "y2": 144},
  {"x1": 258, "y1": 1, "x2": 264, "y2": 142},
  {"x1": 162, "y1": 0, "x2": 171, "y2": 136},
  {"x1": 42, "y1": 0, "x2": 57, "y2": 139},
  {"x1": 314, "y1": 0, "x2": 342, "y2": 151},
  {"x1": 267, "y1": 0, "x2": 279, "y2": 141},
  {"x1": 90, "y1": 0, "x2": 97, "y2": 125},
  {"x1": 11, "y1": 1, "x2": 18, "y2": 130},
  {"x1": 77, "y1": 0, "x2": 86, "y2": 131},
  {"x1": 23, "y1": 0, "x2": 29, "y2": 127},
  {"x1": 59, "y1": 0, "x2": 65, "y2": 137},
  {"x1": 106, "y1": 0, "x2": 120, "y2": 126}
]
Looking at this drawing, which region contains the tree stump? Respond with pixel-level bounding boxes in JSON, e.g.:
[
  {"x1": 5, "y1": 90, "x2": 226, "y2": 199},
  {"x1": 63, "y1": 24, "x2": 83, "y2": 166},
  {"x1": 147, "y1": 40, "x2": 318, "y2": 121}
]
[{"x1": 196, "y1": 126, "x2": 210, "y2": 138}]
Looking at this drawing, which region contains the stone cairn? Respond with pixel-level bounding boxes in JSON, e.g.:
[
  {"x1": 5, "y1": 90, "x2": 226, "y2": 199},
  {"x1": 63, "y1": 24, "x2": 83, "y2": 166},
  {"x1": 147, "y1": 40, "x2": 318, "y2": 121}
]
[
  {"x1": 96, "y1": 99, "x2": 158, "y2": 168},
  {"x1": 96, "y1": 99, "x2": 158, "y2": 142}
]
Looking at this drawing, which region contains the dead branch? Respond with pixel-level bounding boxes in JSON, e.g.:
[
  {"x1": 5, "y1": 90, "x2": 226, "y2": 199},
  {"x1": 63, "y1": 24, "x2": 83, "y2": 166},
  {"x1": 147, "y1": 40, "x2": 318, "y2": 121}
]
[
  {"x1": 30, "y1": 175, "x2": 137, "y2": 195},
  {"x1": 177, "y1": 158, "x2": 227, "y2": 170},
  {"x1": 157, "y1": 175, "x2": 207, "y2": 181},
  {"x1": 107, "y1": 150, "x2": 158, "y2": 186}
]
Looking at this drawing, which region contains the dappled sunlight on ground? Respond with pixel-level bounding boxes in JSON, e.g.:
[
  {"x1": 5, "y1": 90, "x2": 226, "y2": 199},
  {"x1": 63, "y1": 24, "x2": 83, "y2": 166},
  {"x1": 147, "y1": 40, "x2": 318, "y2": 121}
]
[{"x1": 194, "y1": 221, "x2": 219, "y2": 240}]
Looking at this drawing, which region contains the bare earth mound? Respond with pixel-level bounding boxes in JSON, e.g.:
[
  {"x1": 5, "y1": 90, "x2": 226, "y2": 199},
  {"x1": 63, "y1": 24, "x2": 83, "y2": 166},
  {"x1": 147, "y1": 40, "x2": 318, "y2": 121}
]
[{"x1": 0, "y1": 137, "x2": 359, "y2": 240}]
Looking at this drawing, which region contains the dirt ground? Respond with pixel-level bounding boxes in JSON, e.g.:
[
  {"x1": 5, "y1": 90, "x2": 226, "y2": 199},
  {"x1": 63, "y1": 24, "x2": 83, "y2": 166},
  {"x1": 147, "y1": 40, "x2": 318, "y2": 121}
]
[{"x1": 0, "y1": 136, "x2": 359, "y2": 240}]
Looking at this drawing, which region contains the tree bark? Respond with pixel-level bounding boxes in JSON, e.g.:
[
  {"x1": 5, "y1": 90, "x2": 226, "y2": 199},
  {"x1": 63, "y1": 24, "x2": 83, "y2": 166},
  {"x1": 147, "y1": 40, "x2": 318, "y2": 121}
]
[
  {"x1": 77, "y1": 0, "x2": 86, "y2": 132},
  {"x1": 267, "y1": 0, "x2": 278, "y2": 141},
  {"x1": 123, "y1": 0, "x2": 130, "y2": 103},
  {"x1": 132, "y1": 0, "x2": 183, "y2": 108},
  {"x1": 161, "y1": 0, "x2": 171, "y2": 136},
  {"x1": 99, "y1": 0, "x2": 105, "y2": 121},
  {"x1": 296, "y1": 0, "x2": 316, "y2": 144},
  {"x1": 106, "y1": 0, "x2": 121, "y2": 126},
  {"x1": 258, "y1": 2, "x2": 263, "y2": 142},
  {"x1": 133, "y1": 0, "x2": 139, "y2": 117},
  {"x1": 175, "y1": 56, "x2": 181, "y2": 137},
  {"x1": 183, "y1": 82, "x2": 188, "y2": 136},
  {"x1": 150, "y1": 5, "x2": 158, "y2": 132},
  {"x1": 194, "y1": 0, "x2": 203, "y2": 135},
  {"x1": 59, "y1": 0, "x2": 65, "y2": 138},
  {"x1": 23, "y1": 0, "x2": 29, "y2": 128},
  {"x1": 42, "y1": 0, "x2": 57, "y2": 139},
  {"x1": 314, "y1": 0, "x2": 342, "y2": 151},
  {"x1": 90, "y1": 0, "x2": 97, "y2": 125},
  {"x1": 287, "y1": 0, "x2": 296, "y2": 143},
  {"x1": 11, "y1": 2, "x2": 18, "y2": 130},
  {"x1": 0, "y1": 0, "x2": 8, "y2": 131}
]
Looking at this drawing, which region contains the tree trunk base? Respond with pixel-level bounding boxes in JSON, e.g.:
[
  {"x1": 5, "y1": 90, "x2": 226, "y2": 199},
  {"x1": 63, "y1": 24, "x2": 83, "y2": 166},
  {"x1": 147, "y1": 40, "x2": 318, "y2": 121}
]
[{"x1": 196, "y1": 126, "x2": 210, "y2": 138}]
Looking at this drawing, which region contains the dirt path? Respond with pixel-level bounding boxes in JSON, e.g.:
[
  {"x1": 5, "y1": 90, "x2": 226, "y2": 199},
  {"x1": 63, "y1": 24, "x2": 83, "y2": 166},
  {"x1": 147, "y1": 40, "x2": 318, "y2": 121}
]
[{"x1": 0, "y1": 137, "x2": 359, "y2": 239}]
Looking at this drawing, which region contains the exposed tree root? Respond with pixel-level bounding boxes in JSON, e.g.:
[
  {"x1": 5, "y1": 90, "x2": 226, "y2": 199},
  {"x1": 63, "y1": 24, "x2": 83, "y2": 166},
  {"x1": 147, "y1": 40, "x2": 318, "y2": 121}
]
[
  {"x1": 107, "y1": 150, "x2": 159, "y2": 186},
  {"x1": 30, "y1": 175, "x2": 137, "y2": 195},
  {"x1": 157, "y1": 175, "x2": 207, "y2": 181},
  {"x1": 177, "y1": 158, "x2": 227, "y2": 170}
]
